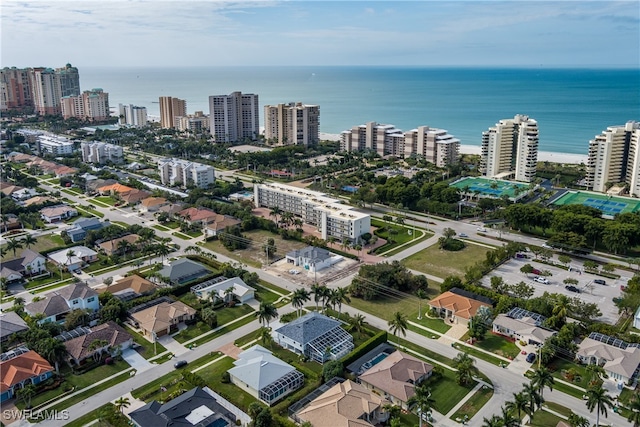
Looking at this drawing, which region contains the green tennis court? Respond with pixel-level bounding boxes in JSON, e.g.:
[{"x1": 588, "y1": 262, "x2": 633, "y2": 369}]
[
  {"x1": 552, "y1": 191, "x2": 640, "y2": 215},
  {"x1": 450, "y1": 177, "x2": 529, "y2": 198}
]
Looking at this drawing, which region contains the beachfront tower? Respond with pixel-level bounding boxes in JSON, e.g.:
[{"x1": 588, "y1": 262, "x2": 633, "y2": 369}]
[
  {"x1": 585, "y1": 121, "x2": 640, "y2": 196},
  {"x1": 264, "y1": 102, "x2": 319, "y2": 147},
  {"x1": 159, "y1": 96, "x2": 187, "y2": 129},
  {"x1": 208, "y1": 91, "x2": 260, "y2": 143},
  {"x1": 480, "y1": 115, "x2": 539, "y2": 182},
  {"x1": 404, "y1": 126, "x2": 460, "y2": 168}
]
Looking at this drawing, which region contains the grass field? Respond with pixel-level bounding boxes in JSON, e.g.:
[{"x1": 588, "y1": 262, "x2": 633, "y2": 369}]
[
  {"x1": 427, "y1": 366, "x2": 476, "y2": 414},
  {"x1": 450, "y1": 385, "x2": 494, "y2": 422},
  {"x1": 93, "y1": 196, "x2": 118, "y2": 206},
  {"x1": 529, "y1": 409, "x2": 564, "y2": 426},
  {"x1": 0, "y1": 233, "x2": 65, "y2": 260},
  {"x1": 552, "y1": 190, "x2": 640, "y2": 215},
  {"x1": 202, "y1": 229, "x2": 308, "y2": 268},
  {"x1": 371, "y1": 218, "x2": 433, "y2": 254},
  {"x1": 467, "y1": 333, "x2": 521, "y2": 359},
  {"x1": 403, "y1": 241, "x2": 493, "y2": 279},
  {"x1": 450, "y1": 176, "x2": 529, "y2": 199}
]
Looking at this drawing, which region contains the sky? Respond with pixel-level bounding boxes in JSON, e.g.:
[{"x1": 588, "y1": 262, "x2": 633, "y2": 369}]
[{"x1": 1, "y1": 1, "x2": 639, "y2": 68}]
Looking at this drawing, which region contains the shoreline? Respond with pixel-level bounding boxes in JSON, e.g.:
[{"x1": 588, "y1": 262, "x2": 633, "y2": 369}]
[{"x1": 319, "y1": 133, "x2": 587, "y2": 165}]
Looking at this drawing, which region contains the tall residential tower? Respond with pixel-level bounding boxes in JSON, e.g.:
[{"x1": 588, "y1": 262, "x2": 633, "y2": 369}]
[
  {"x1": 208, "y1": 91, "x2": 259, "y2": 143},
  {"x1": 264, "y1": 102, "x2": 319, "y2": 146},
  {"x1": 480, "y1": 115, "x2": 539, "y2": 182},
  {"x1": 159, "y1": 96, "x2": 187, "y2": 129}
]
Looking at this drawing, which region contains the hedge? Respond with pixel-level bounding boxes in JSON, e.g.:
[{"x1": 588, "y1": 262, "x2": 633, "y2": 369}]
[{"x1": 341, "y1": 330, "x2": 388, "y2": 368}]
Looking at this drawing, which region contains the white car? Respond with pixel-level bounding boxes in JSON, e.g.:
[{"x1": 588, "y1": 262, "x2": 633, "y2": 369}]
[
  {"x1": 459, "y1": 233, "x2": 468, "y2": 238},
  {"x1": 477, "y1": 227, "x2": 487, "y2": 232},
  {"x1": 289, "y1": 269, "x2": 300, "y2": 275},
  {"x1": 533, "y1": 276, "x2": 549, "y2": 284}
]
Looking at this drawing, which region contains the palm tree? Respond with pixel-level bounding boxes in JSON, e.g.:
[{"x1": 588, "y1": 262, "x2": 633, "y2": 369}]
[
  {"x1": 22, "y1": 234, "x2": 37, "y2": 249},
  {"x1": 114, "y1": 396, "x2": 131, "y2": 413},
  {"x1": 224, "y1": 286, "x2": 236, "y2": 304},
  {"x1": 585, "y1": 384, "x2": 614, "y2": 427},
  {"x1": 256, "y1": 302, "x2": 278, "y2": 327},
  {"x1": 406, "y1": 383, "x2": 435, "y2": 427},
  {"x1": 39, "y1": 337, "x2": 67, "y2": 373},
  {"x1": 501, "y1": 405, "x2": 521, "y2": 427},
  {"x1": 291, "y1": 288, "x2": 310, "y2": 316},
  {"x1": 552, "y1": 294, "x2": 570, "y2": 321},
  {"x1": 348, "y1": 314, "x2": 367, "y2": 338},
  {"x1": 506, "y1": 391, "x2": 531, "y2": 420},
  {"x1": 568, "y1": 412, "x2": 591, "y2": 427},
  {"x1": 16, "y1": 384, "x2": 37, "y2": 409},
  {"x1": 522, "y1": 382, "x2": 542, "y2": 419},
  {"x1": 89, "y1": 339, "x2": 110, "y2": 362},
  {"x1": 117, "y1": 239, "x2": 133, "y2": 257},
  {"x1": 627, "y1": 393, "x2": 640, "y2": 427},
  {"x1": 531, "y1": 367, "x2": 555, "y2": 402},
  {"x1": 6, "y1": 238, "x2": 23, "y2": 257},
  {"x1": 269, "y1": 206, "x2": 282, "y2": 227},
  {"x1": 311, "y1": 283, "x2": 326, "y2": 311},
  {"x1": 333, "y1": 287, "x2": 351, "y2": 319},
  {"x1": 388, "y1": 311, "x2": 408, "y2": 343},
  {"x1": 259, "y1": 327, "x2": 273, "y2": 348},
  {"x1": 482, "y1": 415, "x2": 504, "y2": 427},
  {"x1": 453, "y1": 352, "x2": 477, "y2": 386},
  {"x1": 65, "y1": 249, "x2": 76, "y2": 268}
]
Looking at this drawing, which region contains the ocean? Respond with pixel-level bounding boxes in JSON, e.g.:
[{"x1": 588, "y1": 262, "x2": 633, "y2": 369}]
[{"x1": 80, "y1": 66, "x2": 639, "y2": 155}]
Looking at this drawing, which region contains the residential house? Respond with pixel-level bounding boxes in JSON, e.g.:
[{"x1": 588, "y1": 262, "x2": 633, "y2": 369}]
[
  {"x1": 47, "y1": 246, "x2": 98, "y2": 271},
  {"x1": 285, "y1": 246, "x2": 343, "y2": 272},
  {"x1": 40, "y1": 205, "x2": 78, "y2": 223},
  {"x1": 66, "y1": 217, "x2": 111, "y2": 243},
  {"x1": 358, "y1": 350, "x2": 433, "y2": 409},
  {"x1": 0, "y1": 249, "x2": 47, "y2": 284},
  {"x1": 428, "y1": 288, "x2": 493, "y2": 326},
  {"x1": 120, "y1": 188, "x2": 151, "y2": 205},
  {"x1": 203, "y1": 214, "x2": 242, "y2": 238},
  {"x1": 24, "y1": 282, "x2": 99, "y2": 324},
  {"x1": 139, "y1": 197, "x2": 169, "y2": 213},
  {"x1": 97, "y1": 234, "x2": 140, "y2": 256},
  {"x1": 0, "y1": 182, "x2": 24, "y2": 197},
  {"x1": 86, "y1": 178, "x2": 117, "y2": 195},
  {"x1": 96, "y1": 183, "x2": 134, "y2": 196},
  {"x1": 492, "y1": 308, "x2": 556, "y2": 346},
  {"x1": 129, "y1": 297, "x2": 196, "y2": 338},
  {"x1": 228, "y1": 345, "x2": 304, "y2": 405},
  {"x1": 129, "y1": 387, "x2": 237, "y2": 427},
  {"x1": 96, "y1": 274, "x2": 158, "y2": 301},
  {"x1": 275, "y1": 311, "x2": 354, "y2": 363},
  {"x1": 157, "y1": 258, "x2": 211, "y2": 286},
  {"x1": 0, "y1": 312, "x2": 29, "y2": 344},
  {"x1": 1, "y1": 214, "x2": 22, "y2": 231},
  {"x1": 62, "y1": 321, "x2": 133, "y2": 365},
  {"x1": 157, "y1": 202, "x2": 184, "y2": 216},
  {"x1": 23, "y1": 196, "x2": 56, "y2": 207},
  {"x1": 178, "y1": 207, "x2": 218, "y2": 226},
  {"x1": 0, "y1": 349, "x2": 54, "y2": 402},
  {"x1": 52, "y1": 165, "x2": 77, "y2": 178},
  {"x1": 296, "y1": 379, "x2": 389, "y2": 427},
  {"x1": 576, "y1": 332, "x2": 640, "y2": 384},
  {"x1": 191, "y1": 276, "x2": 255, "y2": 304},
  {"x1": 11, "y1": 188, "x2": 37, "y2": 201}
]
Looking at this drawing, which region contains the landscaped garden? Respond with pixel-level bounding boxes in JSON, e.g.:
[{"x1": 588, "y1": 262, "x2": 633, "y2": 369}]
[
  {"x1": 371, "y1": 218, "x2": 433, "y2": 254},
  {"x1": 464, "y1": 333, "x2": 521, "y2": 359},
  {"x1": 449, "y1": 384, "x2": 494, "y2": 423}
]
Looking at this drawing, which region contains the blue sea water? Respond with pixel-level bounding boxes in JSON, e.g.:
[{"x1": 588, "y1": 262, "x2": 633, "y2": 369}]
[{"x1": 80, "y1": 66, "x2": 639, "y2": 155}]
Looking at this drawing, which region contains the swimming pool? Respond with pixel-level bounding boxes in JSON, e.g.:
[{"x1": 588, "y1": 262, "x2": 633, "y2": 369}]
[{"x1": 360, "y1": 352, "x2": 389, "y2": 371}]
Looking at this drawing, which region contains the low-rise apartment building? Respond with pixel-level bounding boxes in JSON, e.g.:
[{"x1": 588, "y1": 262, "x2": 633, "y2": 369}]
[
  {"x1": 36, "y1": 134, "x2": 74, "y2": 155},
  {"x1": 158, "y1": 158, "x2": 215, "y2": 189},
  {"x1": 254, "y1": 182, "x2": 371, "y2": 243},
  {"x1": 80, "y1": 141, "x2": 124, "y2": 164}
]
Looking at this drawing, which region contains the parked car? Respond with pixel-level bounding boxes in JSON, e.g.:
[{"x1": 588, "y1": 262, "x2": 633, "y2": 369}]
[
  {"x1": 459, "y1": 233, "x2": 468, "y2": 238},
  {"x1": 174, "y1": 360, "x2": 188, "y2": 369},
  {"x1": 526, "y1": 353, "x2": 536, "y2": 363},
  {"x1": 542, "y1": 243, "x2": 552, "y2": 249},
  {"x1": 534, "y1": 276, "x2": 549, "y2": 284},
  {"x1": 477, "y1": 227, "x2": 487, "y2": 232},
  {"x1": 621, "y1": 285, "x2": 627, "y2": 291},
  {"x1": 515, "y1": 253, "x2": 528, "y2": 259},
  {"x1": 531, "y1": 268, "x2": 542, "y2": 275},
  {"x1": 594, "y1": 279, "x2": 607, "y2": 285},
  {"x1": 565, "y1": 285, "x2": 581, "y2": 293}
]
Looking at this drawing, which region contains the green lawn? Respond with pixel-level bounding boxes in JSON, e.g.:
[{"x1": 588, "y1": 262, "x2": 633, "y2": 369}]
[
  {"x1": 254, "y1": 284, "x2": 282, "y2": 304},
  {"x1": 371, "y1": 218, "x2": 432, "y2": 254},
  {"x1": 62, "y1": 187, "x2": 83, "y2": 195},
  {"x1": 426, "y1": 368, "x2": 476, "y2": 414},
  {"x1": 403, "y1": 241, "x2": 493, "y2": 279},
  {"x1": 125, "y1": 326, "x2": 168, "y2": 359},
  {"x1": 196, "y1": 356, "x2": 260, "y2": 412},
  {"x1": 473, "y1": 334, "x2": 520, "y2": 359},
  {"x1": 191, "y1": 314, "x2": 258, "y2": 347},
  {"x1": 173, "y1": 321, "x2": 216, "y2": 343},
  {"x1": 153, "y1": 224, "x2": 170, "y2": 232},
  {"x1": 413, "y1": 315, "x2": 452, "y2": 334},
  {"x1": 25, "y1": 269, "x2": 73, "y2": 289},
  {"x1": 529, "y1": 409, "x2": 564, "y2": 427},
  {"x1": 94, "y1": 196, "x2": 117, "y2": 206},
  {"x1": 449, "y1": 385, "x2": 494, "y2": 423},
  {"x1": 543, "y1": 402, "x2": 573, "y2": 417},
  {"x1": 547, "y1": 358, "x2": 590, "y2": 389},
  {"x1": 348, "y1": 290, "x2": 439, "y2": 323},
  {"x1": 0, "y1": 234, "x2": 65, "y2": 261},
  {"x1": 217, "y1": 303, "x2": 255, "y2": 325}
]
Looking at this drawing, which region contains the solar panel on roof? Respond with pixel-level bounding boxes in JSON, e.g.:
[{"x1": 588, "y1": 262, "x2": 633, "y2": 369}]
[{"x1": 588, "y1": 332, "x2": 630, "y2": 350}]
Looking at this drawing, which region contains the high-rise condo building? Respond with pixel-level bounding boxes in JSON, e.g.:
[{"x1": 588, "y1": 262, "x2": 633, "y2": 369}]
[
  {"x1": 586, "y1": 121, "x2": 640, "y2": 197},
  {"x1": 81, "y1": 142, "x2": 124, "y2": 164},
  {"x1": 480, "y1": 114, "x2": 539, "y2": 182},
  {"x1": 340, "y1": 122, "x2": 405, "y2": 157},
  {"x1": 61, "y1": 89, "x2": 109, "y2": 121},
  {"x1": 404, "y1": 126, "x2": 461, "y2": 168},
  {"x1": 208, "y1": 91, "x2": 260, "y2": 143},
  {"x1": 158, "y1": 158, "x2": 215, "y2": 189},
  {"x1": 29, "y1": 68, "x2": 62, "y2": 116},
  {"x1": 55, "y1": 63, "x2": 80, "y2": 97},
  {"x1": 159, "y1": 96, "x2": 187, "y2": 129},
  {"x1": 118, "y1": 104, "x2": 148, "y2": 127},
  {"x1": 254, "y1": 182, "x2": 371, "y2": 243},
  {"x1": 264, "y1": 102, "x2": 320, "y2": 146},
  {"x1": 176, "y1": 111, "x2": 210, "y2": 133},
  {"x1": 1, "y1": 67, "x2": 33, "y2": 111}
]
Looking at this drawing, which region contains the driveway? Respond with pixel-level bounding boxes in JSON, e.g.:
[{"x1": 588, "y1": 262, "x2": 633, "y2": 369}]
[{"x1": 122, "y1": 348, "x2": 153, "y2": 372}]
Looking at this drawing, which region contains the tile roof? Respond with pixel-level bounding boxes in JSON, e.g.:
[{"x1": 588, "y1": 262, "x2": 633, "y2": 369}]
[
  {"x1": 97, "y1": 183, "x2": 134, "y2": 194},
  {"x1": 297, "y1": 380, "x2": 387, "y2": 427},
  {"x1": 428, "y1": 290, "x2": 492, "y2": 320},
  {"x1": 97, "y1": 234, "x2": 140, "y2": 254},
  {"x1": 131, "y1": 301, "x2": 196, "y2": 334},
  {"x1": 120, "y1": 189, "x2": 151, "y2": 204},
  {"x1": 359, "y1": 351, "x2": 433, "y2": 402},
  {"x1": 492, "y1": 313, "x2": 556, "y2": 343},
  {"x1": 0, "y1": 350, "x2": 53, "y2": 392},
  {"x1": 577, "y1": 337, "x2": 640, "y2": 379},
  {"x1": 275, "y1": 312, "x2": 341, "y2": 346},
  {"x1": 23, "y1": 196, "x2": 56, "y2": 207},
  {"x1": 0, "y1": 312, "x2": 29, "y2": 340},
  {"x1": 63, "y1": 321, "x2": 132, "y2": 361},
  {"x1": 157, "y1": 258, "x2": 210, "y2": 283},
  {"x1": 56, "y1": 282, "x2": 98, "y2": 301},
  {"x1": 98, "y1": 274, "x2": 157, "y2": 296},
  {"x1": 179, "y1": 207, "x2": 218, "y2": 223},
  {"x1": 140, "y1": 197, "x2": 167, "y2": 207},
  {"x1": 40, "y1": 205, "x2": 77, "y2": 218},
  {"x1": 25, "y1": 294, "x2": 70, "y2": 317}
]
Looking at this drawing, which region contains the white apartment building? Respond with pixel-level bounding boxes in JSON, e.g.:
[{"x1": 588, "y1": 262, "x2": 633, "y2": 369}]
[
  {"x1": 254, "y1": 182, "x2": 371, "y2": 243},
  {"x1": 118, "y1": 104, "x2": 148, "y2": 128},
  {"x1": 404, "y1": 126, "x2": 460, "y2": 168},
  {"x1": 340, "y1": 122, "x2": 405, "y2": 157},
  {"x1": 158, "y1": 158, "x2": 215, "y2": 189},
  {"x1": 81, "y1": 142, "x2": 124, "y2": 164},
  {"x1": 264, "y1": 102, "x2": 320, "y2": 146},
  {"x1": 586, "y1": 121, "x2": 640, "y2": 196},
  {"x1": 480, "y1": 115, "x2": 539, "y2": 182},
  {"x1": 176, "y1": 111, "x2": 210, "y2": 133},
  {"x1": 37, "y1": 134, "x2": 74, "y2": 155},
  {"x1": 209, "y1": 91, "x2": 260, "y2": 143}
]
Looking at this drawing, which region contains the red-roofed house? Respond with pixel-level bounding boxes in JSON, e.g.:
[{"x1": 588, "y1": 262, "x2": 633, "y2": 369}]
[
  {"x1": 0, "y1": 350, "x2": 54, "y2": 402},
  {"x1": 428, "y1": 291, "x2": 492, "y2": 326},
  {"x1": 178, "y1": 207, "x2": 218, "y2": 225}
]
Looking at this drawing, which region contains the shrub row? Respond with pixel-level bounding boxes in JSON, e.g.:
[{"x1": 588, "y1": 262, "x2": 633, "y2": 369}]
[{"x1": 341, "y1": 330, "x2": 388, "y2": 368}]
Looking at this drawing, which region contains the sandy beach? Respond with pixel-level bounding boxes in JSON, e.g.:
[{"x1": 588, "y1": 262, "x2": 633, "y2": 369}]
[{"x1": 320, "y1": 132, "x2": 587, "y2": 165}]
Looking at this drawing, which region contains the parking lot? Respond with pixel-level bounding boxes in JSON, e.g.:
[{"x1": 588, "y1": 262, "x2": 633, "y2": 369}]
[{"x1": 482, "y1": 256, "x2": 634, "y2": 325}]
